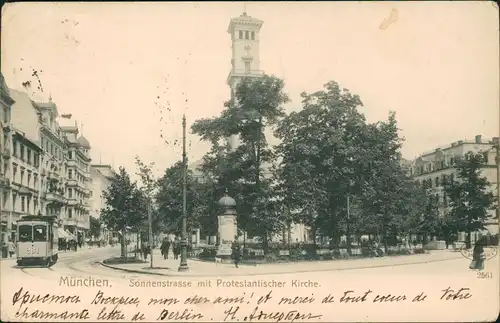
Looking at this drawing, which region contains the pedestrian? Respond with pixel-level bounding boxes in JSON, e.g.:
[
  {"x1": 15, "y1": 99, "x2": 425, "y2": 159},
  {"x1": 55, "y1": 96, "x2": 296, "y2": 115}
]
[
  {"x1": 469, "y1": 236, "x2": 487, "y2": 270},
  {"x1": 172, "y1": 239, "x2": 180, "y2": 260},
  {"x1": 231, "y1": 240, "x2": 241, "y2": 268},
  {"x1": 161, "y1": 238, "x2": 170, "y2": 260},
  {"x1": 143, "y1": 243, "x2": 148, "y2": 261},
  {"x1": 8, "y1": 239, "x2": 15, "y2": 258}
]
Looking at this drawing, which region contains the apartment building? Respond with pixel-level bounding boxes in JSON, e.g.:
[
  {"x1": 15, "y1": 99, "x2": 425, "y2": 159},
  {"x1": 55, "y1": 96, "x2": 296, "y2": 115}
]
[
  {"x1": 0, "y1": 73, "x2": 15, "y2": 247},
  {"x1": 89, "y1": 164, "x2": 116, "y2": 242},
  {"x1": 411, "y1": 135, "x2": 499, "y2": 239},
  {"x1": 5, "y1": 86, "x2": 92, "y2": 245}
]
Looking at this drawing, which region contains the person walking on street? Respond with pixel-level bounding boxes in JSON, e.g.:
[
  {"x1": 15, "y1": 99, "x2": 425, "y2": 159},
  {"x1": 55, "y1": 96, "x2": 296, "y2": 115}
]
[
  {"x1": 172, "y1": 238, "x2": 180, "y2": 260},
  {"x1": 8, "y1": 239, "x2": 15, "y2": 258},
  {"x1": 161, "y1": 238, "x2": 170, "y2": 259},
  {"x1": 470, "y1": 236, "x2": 487, "y2": 270},
  {"x1": 143, "y1": 242, "x2": 151, "y2": 261},
  {"x1": 231, "y1": 240, "x2": 241, "y2": 268}
]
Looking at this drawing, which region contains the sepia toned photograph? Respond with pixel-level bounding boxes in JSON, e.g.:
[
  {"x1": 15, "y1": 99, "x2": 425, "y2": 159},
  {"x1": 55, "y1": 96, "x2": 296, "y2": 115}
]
[{"x1": 0, "y1": 1, "x2": 498, "y2": 322}]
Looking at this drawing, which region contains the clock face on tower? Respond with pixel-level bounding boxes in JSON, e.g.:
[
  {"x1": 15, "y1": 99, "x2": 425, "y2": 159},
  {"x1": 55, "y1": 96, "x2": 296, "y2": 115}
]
[{"x1": 244, "y1": 44, "x2": 252, "y2": 55}]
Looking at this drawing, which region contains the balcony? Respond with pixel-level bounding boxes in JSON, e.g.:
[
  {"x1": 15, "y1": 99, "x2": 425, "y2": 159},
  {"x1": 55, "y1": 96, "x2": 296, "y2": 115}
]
[
  {"x1": 227, "y1": 69, "x2": 263, "y2": 84},
  {"x1": 66, "y1": 198, "x2": 78, "y2": 206},
  {"x1": 1, "y1": 148, "x2": 10, "y2": 158},
  {"x1": 0, "y1": 177, "x2": 10, "y2": 188},
  {"x1": 66, "y1": 160, "x2": 77, "y2": 168},
  {"x1": 3, "y1": 124, "x2": 11, "y2": 132},
  {"x1": 64, "y1": 218, "x2": 78, "y2": 226},
  {"x1": 66, "y1": 178, "x2": 78, "y2": 186},
  {"x1": 45, "y1": 192, "x2": 66, "y2": 204}
]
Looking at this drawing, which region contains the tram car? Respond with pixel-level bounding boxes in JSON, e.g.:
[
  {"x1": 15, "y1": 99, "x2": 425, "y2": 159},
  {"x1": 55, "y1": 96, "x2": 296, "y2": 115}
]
[{"x1": 16, "y1": 215, "x2": 59, "y2": 267}]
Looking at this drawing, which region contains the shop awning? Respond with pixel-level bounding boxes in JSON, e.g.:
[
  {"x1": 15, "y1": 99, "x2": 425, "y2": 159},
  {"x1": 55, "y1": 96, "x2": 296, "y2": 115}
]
[
  {"x1": 66, "y1": 230, "x2": 77, "y2": 240},
  {"x1": 57, "y1": 228, "x2": 68, "y2": 239}
]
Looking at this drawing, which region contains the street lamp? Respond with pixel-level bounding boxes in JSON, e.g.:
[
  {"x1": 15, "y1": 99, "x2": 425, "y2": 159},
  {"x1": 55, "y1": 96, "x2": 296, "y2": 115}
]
[
  {"x1": 346, "y1": 156, "x2": 355, "y2": 256},
  {"x1": 178, "y1": 114, "x2": 189, "y2": 272}
]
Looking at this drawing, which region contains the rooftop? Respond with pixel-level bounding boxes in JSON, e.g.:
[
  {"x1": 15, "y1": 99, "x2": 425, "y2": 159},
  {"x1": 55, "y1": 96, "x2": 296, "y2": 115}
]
[{"x1": 227, "y1": 12, "x2": 263, "y2": 33}]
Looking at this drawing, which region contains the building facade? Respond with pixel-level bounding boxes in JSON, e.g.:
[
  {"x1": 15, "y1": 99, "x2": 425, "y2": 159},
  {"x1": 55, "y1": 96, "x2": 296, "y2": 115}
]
[
  {"x1": 0, "y1": 82, "x2": 92, "y2": 253},
  {"x1": 411, "y1": 135, "x2": 499, "y2": 240},
  {"x1": 89, "y1": 164, "x2": 116, "y2": 242},
  {"x1": 226, "y1": 12, "x2": 264, "y2": 150},
  {"x1": 0, "y1": 73, "x2": 15, "y2": 248}
]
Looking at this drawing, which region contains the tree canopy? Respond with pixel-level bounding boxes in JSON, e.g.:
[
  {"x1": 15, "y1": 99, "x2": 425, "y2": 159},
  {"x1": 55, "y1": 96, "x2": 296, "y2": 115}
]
[{"x1": 445, "y1": 151, "x2": 497, "y2": 247}]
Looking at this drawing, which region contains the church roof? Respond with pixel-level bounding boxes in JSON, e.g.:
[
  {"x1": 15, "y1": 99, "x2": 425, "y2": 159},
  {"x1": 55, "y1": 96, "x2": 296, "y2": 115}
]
[{"x1": 227, "y1": 12, "x2": 263, "y2": 33}]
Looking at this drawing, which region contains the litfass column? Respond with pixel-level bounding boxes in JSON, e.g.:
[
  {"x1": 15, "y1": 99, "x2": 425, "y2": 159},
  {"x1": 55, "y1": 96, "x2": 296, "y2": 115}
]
[{"x1": 217, "y1": 191, "x2": 237, "y2": 260}]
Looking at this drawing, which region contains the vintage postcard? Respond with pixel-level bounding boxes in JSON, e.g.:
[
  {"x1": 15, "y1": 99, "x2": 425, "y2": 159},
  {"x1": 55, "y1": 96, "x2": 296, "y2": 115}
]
[{"x1": 0, "y1": 1, "x2": 499, "y2": 322}]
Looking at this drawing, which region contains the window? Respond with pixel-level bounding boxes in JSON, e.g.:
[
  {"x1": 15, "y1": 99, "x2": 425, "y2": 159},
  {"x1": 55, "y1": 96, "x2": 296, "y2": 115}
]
[
  {"x1": 34, "y1": 153, "x2": 39, "y2": 167},
  {"x1": 13, "y1": 166, "x2": 17, "y2": 180},
  {"x1": 68, "y1": 151, "x2": 73, "y2": 159},
  {"x1": 3, "y1": 107, "x2": 8, "y2": 123},
  {"x1": 18, "y1": 225, "x2": 32, "y2": 242},
  {"x1": 27, "y1": 197, "x2": 31, "y2": 213},
  {"x1": 68, "y1": 170, "x2": 73, "y2": 179},
  {"x1": 68, "y1": 188, "x2": 73, "y2": 198},
  {"x1": 239, "y1": 30, "x2": 243, "y2": 39},
  {"x1": 27, "y1": 173, "x2": 31, "y2": 187},
  {"x1": 245, "y1": 31, "x2": 249, "y2": 39},
  {"x1": 435, "y1": 177, "x2": 440, "y2": 187},
  {"x1": 20, "y1": 170, "x2": 24, "y2": 185},
  {"x1": 27, "y1": 149, "x2": 32, "y2": 165},
  {"x1": 68, "y1": 209, "x2": 73, "y2": 218},
  {"x1": 251, "y1": 31, "x2": 255, "y2": 40},
  {"x1": 20, "y1": 144, "x2": 24, "y2": 160},
  {"x1": 245, "y1": 61, "x2": 251, "y2": 73},
  {"x1": 33, "y1": 225, "x2": 47, "y2": 242},
  {"x1": 21, "y1": 197, "x2": 25, "y2": 212},
  {"x1": 13, "y1": 140, "x2": 17, "y2": 157}
]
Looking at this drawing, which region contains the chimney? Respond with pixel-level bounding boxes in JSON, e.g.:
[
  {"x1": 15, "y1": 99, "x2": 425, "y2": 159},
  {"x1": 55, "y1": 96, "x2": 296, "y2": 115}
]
[{"x1": 475, "y1": 135, "x2": 482, "y2": 144}]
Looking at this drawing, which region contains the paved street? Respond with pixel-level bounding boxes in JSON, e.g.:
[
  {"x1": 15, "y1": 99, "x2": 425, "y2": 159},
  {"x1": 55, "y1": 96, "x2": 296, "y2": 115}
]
[
  {"x1": 1, "y1": 246, "x2": 497, "y2": 283},
  {"x1": 100, "y1": 248, "x2": 472, "y2": 276}
]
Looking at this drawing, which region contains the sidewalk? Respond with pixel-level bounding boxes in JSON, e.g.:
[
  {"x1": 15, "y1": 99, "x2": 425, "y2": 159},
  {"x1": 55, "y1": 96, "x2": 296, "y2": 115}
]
[
  {"x1": 98, "y1": 248, "x2": 464, "y2": 277},
  {"x1": 0, "y1": 244, "x2": 119, "y2": 261}
]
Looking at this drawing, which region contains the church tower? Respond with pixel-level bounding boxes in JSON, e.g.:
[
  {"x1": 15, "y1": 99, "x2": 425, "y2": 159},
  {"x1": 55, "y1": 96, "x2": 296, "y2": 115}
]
[{"x1": 226, "y1": 12, "x2": 264, "y2": 150}]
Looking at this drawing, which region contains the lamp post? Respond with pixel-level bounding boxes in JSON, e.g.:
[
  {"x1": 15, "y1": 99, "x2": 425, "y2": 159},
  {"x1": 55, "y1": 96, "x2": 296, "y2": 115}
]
[
  {"x1": 178, "y1": 114, "x2": 189, "y2": 272},
  {"x1": 147, "y1": 199, "x2": 153, "y2": 268}
]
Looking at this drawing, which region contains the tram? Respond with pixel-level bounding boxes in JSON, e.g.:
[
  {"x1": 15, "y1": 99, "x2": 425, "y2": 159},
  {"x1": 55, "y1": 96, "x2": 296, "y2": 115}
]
[{"x1": 16, "y1": 215, "x2": 59, "y2": 267}]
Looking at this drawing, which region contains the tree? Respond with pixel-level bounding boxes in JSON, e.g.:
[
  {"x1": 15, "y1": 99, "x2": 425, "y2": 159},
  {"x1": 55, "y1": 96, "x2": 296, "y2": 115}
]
[
  {"x1": 192, "y1": 74, "x2": 289, "y2": 253},
  {"x1": 445, "y1": 151, "x2": 497, "y2": 248},
  {"x1": 100, "y1": 167, "x2": 144, "y2": 257},
  {"x1": 89, "y1": 216, "x2": 101, "y2": 240},
  {"x1": 135, "y1": 157, "x2": 159, "y2": 243},
  {"x1": 275, "y1": 81, "x2": 419, "y2": 253},
  {"x1": 156, "y1": 161, "x2": 213, "y2": 238},
  {"x1": 275, "y1": 81, "x2": 372, "y2": 250}
]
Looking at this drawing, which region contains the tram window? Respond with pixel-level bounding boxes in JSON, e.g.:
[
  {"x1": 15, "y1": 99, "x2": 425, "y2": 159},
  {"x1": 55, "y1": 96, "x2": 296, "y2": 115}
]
[
  {"x1": 18, "y1": 225, "x2": 32, "y2": 242},
  {"x1": 33, "y1": 225, "x2": 47, "y2": 242}
]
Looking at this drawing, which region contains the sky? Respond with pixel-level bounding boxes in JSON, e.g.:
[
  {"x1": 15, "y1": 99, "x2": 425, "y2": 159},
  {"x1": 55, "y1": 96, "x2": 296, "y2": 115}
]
[{"x1": 1, "y1": 2, "x2": 498, "y2": 180}]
